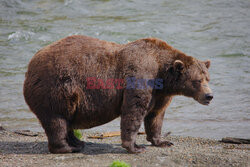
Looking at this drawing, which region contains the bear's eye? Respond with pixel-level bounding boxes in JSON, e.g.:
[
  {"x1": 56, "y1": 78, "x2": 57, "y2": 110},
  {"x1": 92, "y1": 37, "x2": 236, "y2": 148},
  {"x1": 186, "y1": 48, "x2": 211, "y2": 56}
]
[
  {"x1": 193, "y1": 79, "x2": 202, "y2": 83},
  {"x1": 192, "y1": 80, "x2": 202, "y2": 88}
]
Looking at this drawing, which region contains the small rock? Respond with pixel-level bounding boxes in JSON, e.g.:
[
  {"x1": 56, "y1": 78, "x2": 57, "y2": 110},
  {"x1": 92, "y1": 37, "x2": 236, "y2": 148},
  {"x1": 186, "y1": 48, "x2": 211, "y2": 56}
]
[{"x1": 0, "y1": 124, "x2": 6, "y2": 131}]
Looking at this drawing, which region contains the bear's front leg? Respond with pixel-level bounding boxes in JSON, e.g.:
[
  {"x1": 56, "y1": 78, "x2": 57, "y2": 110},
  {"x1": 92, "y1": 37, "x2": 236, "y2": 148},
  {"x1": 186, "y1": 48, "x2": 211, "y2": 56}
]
[
  {"x1": 144, "y1": 97, "x2": 174, "y2": 147},
  {"x1": 120, "y1": 90, "x2": 152, "y2": 154}
]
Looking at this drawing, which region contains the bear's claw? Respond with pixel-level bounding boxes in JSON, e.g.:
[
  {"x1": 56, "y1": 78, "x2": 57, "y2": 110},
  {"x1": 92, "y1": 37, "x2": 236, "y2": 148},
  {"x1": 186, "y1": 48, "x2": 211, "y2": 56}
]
[{"x1": 152, "y1": 140, "x2": 174, "y2": 147}]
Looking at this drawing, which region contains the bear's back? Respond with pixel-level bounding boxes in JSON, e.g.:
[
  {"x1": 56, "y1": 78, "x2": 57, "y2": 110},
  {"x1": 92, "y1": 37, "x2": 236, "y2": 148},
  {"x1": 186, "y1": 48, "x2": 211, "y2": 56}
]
[{"x1": 26, "y1": 35, "x2": 121, "y2": 80}]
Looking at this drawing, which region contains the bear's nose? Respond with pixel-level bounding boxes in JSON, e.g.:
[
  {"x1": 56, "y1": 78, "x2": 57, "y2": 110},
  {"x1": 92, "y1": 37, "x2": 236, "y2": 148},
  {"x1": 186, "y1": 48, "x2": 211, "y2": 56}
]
[{"x1": 205, "y1": 93, "x2": 213, "y2": 101}]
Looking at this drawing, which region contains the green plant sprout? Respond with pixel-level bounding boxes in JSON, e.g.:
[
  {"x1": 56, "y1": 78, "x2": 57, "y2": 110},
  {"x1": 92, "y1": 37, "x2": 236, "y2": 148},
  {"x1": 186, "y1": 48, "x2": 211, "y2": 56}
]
[
  {"x1": 73, "y1": 129, "x2": 82, "y2": 140},
  {"x1": 110, "y1": 160, "x2": 131, "y2": 167}
]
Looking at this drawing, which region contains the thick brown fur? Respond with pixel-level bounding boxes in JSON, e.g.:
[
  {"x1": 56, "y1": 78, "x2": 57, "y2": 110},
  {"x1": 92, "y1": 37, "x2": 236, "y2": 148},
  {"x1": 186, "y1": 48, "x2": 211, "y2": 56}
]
[{"x1": 23, "y1": 35, "x2": 213, "y2": 154}]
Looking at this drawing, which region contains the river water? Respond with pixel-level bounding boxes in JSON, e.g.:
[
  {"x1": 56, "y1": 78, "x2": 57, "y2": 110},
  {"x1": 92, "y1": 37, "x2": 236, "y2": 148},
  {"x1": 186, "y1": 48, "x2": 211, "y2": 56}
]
[{"x1": 0, "y1": 0, "x2": 249, "y2": 139}]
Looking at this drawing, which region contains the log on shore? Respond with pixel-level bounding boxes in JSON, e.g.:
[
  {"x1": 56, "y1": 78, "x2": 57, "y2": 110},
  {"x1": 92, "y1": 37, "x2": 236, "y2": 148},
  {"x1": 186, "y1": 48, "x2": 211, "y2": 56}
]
[{"x1": 220, "y1": 137, "x2": 250, "y2": 144}]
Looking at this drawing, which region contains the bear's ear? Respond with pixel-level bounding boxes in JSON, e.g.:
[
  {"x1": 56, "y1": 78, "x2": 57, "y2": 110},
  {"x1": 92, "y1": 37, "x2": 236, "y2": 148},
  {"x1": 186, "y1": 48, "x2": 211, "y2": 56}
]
[
  {"x1": 204, "y1": 60, "x2": 211, "y2": 69},
  {"x1": 174, "y1": 60, "x2": 184, "y2": 72}
]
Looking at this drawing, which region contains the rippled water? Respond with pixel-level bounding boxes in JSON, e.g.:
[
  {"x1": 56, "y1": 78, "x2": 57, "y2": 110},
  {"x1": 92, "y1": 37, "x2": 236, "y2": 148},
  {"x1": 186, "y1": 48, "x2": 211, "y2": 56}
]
[{"x1": 0, "y1": 0, "x2": 249, "y2": 139}]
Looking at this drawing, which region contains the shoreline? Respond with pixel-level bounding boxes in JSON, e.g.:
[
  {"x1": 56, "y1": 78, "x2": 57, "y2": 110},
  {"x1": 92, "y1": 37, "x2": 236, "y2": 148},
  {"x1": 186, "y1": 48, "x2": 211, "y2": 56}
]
[{"x1": 0, "y1": 127, "x2": 249, "y2": 167}]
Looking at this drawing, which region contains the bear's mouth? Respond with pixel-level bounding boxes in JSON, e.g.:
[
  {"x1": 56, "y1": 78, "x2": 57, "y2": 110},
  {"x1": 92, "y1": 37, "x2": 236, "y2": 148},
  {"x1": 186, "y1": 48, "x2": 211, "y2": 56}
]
[
  {"x1": 203, "y1": 101, "x2": 210, "y2": 105},
  {"x1": 195, "y1": 97, "x2": 211, "y2": 105},
  {"x1": 200, "y1": 99, "x2": 212, "y2": 105}
]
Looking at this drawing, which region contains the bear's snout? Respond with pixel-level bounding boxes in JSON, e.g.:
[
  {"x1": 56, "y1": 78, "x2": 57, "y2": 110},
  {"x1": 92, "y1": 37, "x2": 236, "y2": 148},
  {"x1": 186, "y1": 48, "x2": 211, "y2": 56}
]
[{"x1": 199, "y1": 92, "x2": 213, "y2": 105}]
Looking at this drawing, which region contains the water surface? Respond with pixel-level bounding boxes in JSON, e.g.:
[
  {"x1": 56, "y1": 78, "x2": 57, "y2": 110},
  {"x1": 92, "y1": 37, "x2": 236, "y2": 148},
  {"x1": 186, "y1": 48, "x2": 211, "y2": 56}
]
[{"x1": 0, "y1": 0, "x2": 249, "y2": 139}]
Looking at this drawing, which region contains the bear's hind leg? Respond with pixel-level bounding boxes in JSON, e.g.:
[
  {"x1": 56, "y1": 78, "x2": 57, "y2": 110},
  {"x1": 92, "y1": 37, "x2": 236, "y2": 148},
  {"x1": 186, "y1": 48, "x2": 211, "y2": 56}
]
[
  {"x1": 67, "y1": 130, "x2": 85, "y2": 149},
  {"x1": 38, "y1": 114, "x2": 81, "y2": 153}
]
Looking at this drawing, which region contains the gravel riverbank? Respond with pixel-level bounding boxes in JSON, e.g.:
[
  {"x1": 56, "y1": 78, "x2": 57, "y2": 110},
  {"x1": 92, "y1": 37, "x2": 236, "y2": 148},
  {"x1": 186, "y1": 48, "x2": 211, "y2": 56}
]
[{"x1": 0, "y1": 128, "x2": 249, "y2": 167}]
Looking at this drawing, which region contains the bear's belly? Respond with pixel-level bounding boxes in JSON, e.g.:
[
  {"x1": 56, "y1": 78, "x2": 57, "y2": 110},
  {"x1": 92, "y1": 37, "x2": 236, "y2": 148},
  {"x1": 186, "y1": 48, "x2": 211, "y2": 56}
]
[
  {"x1": 71, "y1": 90, "x2": 123, "y2": 129},
  {"x1": 72, "y1": 108, "x2": 121, "y2": 129}
]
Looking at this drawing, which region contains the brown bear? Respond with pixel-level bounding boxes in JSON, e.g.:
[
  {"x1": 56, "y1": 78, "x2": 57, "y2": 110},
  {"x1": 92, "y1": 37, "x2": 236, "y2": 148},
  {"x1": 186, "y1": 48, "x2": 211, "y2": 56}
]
[{"x1": 23, "y1": 35, "x2": 213, "y2": 154}]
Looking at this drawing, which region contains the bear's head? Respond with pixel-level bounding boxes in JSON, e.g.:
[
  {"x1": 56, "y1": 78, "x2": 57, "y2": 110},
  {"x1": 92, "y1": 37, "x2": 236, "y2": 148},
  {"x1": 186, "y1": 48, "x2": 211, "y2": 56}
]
[{"x1": 171, "y1": 58, "x2": 213, "y2": 105}]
